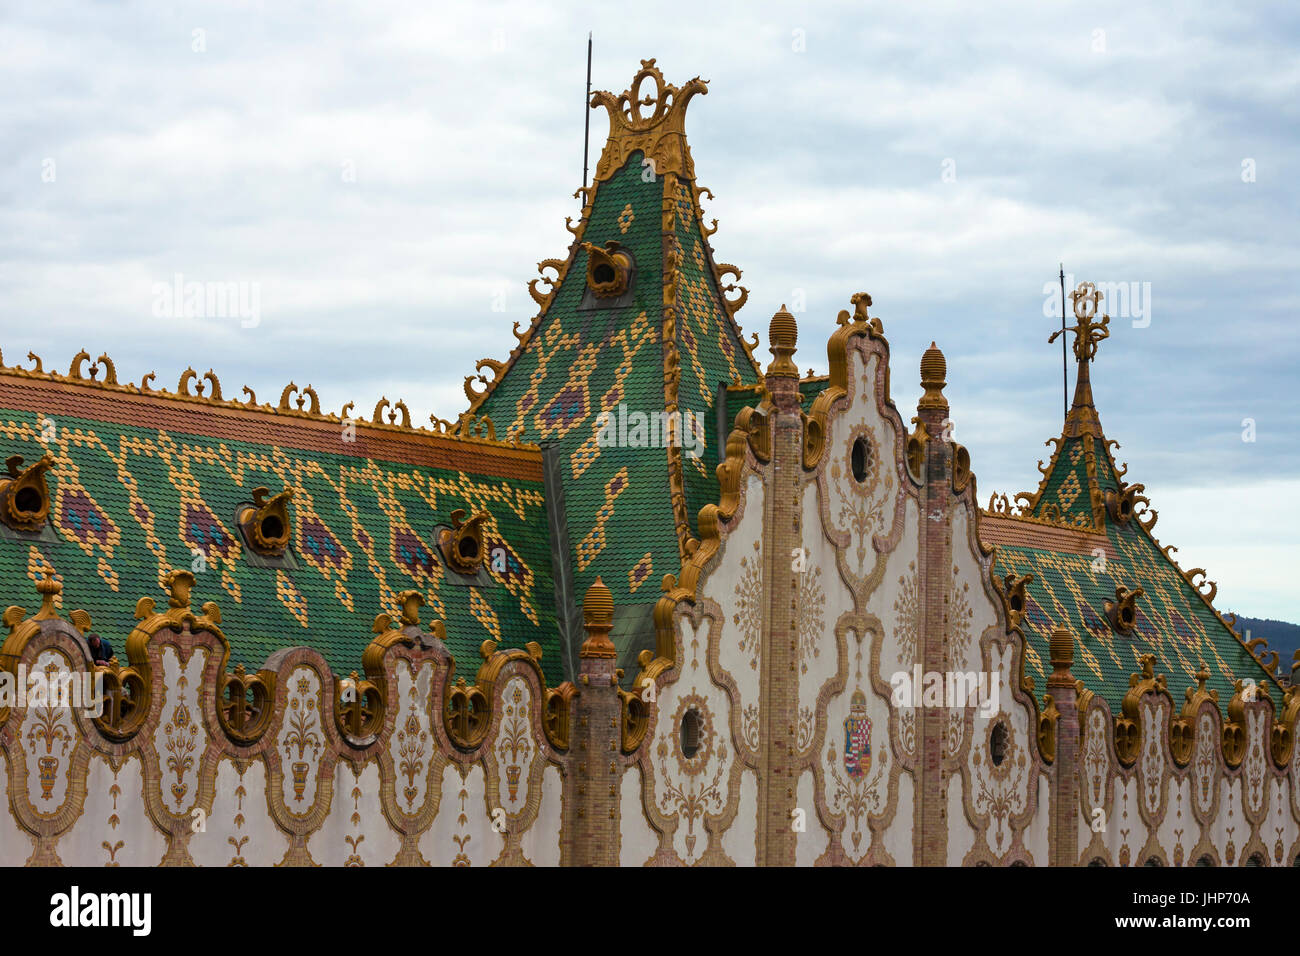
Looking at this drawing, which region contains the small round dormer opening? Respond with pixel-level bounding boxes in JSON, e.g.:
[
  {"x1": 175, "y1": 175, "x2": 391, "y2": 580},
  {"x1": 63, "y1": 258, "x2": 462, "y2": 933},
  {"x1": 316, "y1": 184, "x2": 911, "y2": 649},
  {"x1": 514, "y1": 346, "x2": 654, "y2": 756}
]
[
  {"x1": 457, "y1": 534, "x2": 479, "y2": 562},
  {"x1": 13, "y1": 487, "x2": 42, "y2": 516},
  {"x1": 259, "y1": 514, "x2": 284, "y2": 542},
  {"x1": 592, "y1": 262, "x2": 617, "y2": 286},
  {"x1": 851, "y1": 436, "x2": 870, "y2": 483},
  {"x1": 1121, "y1": 606, "x2": 1135, "y2": 627},
  {"x1": 1009, "y1": 593, "x2": 1024, "y2": 614}
]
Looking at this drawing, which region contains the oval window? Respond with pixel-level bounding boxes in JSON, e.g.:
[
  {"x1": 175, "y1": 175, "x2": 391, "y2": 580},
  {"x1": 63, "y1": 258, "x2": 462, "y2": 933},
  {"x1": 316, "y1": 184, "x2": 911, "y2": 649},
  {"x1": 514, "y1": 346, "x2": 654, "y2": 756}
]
[
  {"x1": 851, "y1": 436, "x2": 870, "y2": 483},
  {"x1": 680, "y1": 708, "x2": 702, "y2": 759}
]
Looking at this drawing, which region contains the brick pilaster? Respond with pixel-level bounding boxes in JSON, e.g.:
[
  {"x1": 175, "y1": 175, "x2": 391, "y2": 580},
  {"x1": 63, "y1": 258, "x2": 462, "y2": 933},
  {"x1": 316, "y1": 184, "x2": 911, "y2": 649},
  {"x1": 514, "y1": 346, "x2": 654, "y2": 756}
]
[
  {"x1": 569, "y1": 578, "x2": 621, "y2": 866},
  {"x1": 915, "y1": 342, "x2": 952, "y2": 866},
  {"x1": 1047, "y1": 627, "x2": 1080, "y2": 866},
  {"x1": 759, "y1": 306, "x2": 801, "y2": 866}
]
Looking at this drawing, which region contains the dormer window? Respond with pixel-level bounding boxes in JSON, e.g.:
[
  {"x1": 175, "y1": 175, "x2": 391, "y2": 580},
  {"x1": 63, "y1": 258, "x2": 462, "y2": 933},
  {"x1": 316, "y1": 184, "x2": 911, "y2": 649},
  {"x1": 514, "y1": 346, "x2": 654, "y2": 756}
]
[
  {"x1": 579, "y1": 241, "x2": 635, "y2": 309},
  {"x1": 236, "y1": 487, "x2": 295, "y2": 563},
  {"x1": 0, "y1": 453, "x2": 54, "y2": 533},
  {"x1": 437, "y1": 509, "x2": 488, "y2": 576}
]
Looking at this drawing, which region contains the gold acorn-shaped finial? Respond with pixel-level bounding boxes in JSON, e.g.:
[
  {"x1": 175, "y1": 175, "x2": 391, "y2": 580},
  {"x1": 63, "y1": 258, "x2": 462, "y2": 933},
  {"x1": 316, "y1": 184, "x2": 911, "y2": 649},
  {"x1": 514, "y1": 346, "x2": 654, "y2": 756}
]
[
  {"x1": 766, "y1": 305, "x2": 799, "y2": 379},
  {"x1": 918, "y1": 341, "x2": 948, "y2": 411},
  {"x1": 580, "y1": 577, "x2": 617, "y2": 659}
]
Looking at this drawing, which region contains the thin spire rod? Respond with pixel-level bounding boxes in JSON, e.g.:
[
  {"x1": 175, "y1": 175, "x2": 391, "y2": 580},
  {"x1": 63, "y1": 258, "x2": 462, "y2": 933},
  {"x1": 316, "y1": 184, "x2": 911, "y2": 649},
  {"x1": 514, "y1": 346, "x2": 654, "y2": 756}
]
[
  {"x1": 585, "y1": 32, "x2": 595, "y2": 188},
  {"x1": 1059, "y1": 263, "x2": 1068, "y2": 422}
]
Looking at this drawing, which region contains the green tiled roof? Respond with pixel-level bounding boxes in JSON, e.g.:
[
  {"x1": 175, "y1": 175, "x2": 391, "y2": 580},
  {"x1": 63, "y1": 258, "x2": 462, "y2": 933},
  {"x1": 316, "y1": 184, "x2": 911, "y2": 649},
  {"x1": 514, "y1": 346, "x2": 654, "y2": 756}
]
[
  {"x1": 475, "y1": 150, "x2": 761, "y2": 672},
  {"x1": 988, "y1": 416, "x2": 1274, "y2": 716},
  {"x1": 0, "y1": 393, "x2": 559, "y2": 682}
]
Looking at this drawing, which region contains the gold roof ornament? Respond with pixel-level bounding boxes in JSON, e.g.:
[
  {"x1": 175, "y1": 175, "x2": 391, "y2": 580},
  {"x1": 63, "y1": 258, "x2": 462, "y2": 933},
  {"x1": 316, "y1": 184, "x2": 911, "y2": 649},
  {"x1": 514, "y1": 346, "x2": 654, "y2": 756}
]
[
  {"x1": 1049, "y1": 280, "x2": 1110, "y2": 438},
  {"x1": 766, "y1": 305, "x2": 799, "y2": 379},
  {"x1": 918, "y1": 341, "x2": 948, "y2": 411},
  {"x1": 580, "y1": 577, "x2": 617, "y2": 659},
  {"x1": 589, "y1": 59, "x2": 708, "y2": 184}
]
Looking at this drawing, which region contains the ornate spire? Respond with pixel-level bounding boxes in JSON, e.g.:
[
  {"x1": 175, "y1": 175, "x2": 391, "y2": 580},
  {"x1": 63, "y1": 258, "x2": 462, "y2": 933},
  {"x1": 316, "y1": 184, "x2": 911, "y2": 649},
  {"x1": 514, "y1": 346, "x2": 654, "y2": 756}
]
[
  {"x1": 588, "y1": 59, "x2": 708, "y2": 184},
  {"x1": 1049, "y1": 280, "x2": 1110, "y2": 438}
]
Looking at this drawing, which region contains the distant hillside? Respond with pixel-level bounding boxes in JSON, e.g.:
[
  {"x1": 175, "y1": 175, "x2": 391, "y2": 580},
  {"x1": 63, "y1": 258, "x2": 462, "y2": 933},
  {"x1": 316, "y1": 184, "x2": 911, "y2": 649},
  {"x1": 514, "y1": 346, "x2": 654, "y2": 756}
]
[{"x1": 1227, "y1": 614, "x2": 1300, "y2": 675}]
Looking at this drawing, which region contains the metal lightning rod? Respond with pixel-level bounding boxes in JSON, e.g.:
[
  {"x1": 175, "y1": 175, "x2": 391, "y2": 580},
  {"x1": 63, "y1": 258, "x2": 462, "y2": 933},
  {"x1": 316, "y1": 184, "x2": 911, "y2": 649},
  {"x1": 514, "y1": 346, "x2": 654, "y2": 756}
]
[
  {"x1": 1059, "y1": 263, "x2": 1068, "y2": 422},
  {"x1": 582, "y1": 33, "x2": 592, "y2": 190}
]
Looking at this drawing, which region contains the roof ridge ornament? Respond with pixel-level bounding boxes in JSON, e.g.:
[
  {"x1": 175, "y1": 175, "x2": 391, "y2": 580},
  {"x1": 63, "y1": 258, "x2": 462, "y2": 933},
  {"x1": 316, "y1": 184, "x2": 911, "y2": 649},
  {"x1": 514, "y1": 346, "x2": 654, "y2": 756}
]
[
  {"x1": 1048, "y1": 280, "x2": 1110, "y2": 439},
  {"x1": 589, "y1": 59, "x2": 708, "y2": 183}
]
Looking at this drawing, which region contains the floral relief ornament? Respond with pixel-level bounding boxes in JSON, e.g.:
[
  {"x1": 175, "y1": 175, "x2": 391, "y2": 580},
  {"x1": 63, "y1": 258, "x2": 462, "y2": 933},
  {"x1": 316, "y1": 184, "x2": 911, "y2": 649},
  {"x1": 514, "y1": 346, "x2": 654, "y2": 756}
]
[
  {"x1": 26, "y1": 661, "x2": 74, "y2": 805},
  {"x1": 163, "y1": 675, "x2": 199, "y2": 805},
  {"x1": 282, "y1": 676, "x2": 322, "y2": 804}
]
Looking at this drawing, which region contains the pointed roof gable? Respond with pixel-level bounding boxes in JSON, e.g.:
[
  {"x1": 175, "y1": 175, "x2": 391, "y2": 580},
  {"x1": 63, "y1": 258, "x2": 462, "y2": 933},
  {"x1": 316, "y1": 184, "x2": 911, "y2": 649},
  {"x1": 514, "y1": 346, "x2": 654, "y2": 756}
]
[
  {"x1": 981, "y1": 281, "x2": 1281, "y2": 714},
  {"x1": 466, "y1": 60, "x2": 762, "y2": 672}
]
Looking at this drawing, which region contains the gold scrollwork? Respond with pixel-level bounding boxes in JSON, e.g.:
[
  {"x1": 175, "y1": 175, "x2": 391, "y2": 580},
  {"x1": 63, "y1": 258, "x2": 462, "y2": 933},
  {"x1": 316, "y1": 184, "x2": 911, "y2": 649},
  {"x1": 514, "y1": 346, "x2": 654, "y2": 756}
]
[
  {"x1": 217, "y1": 663, "x2": 276, "y2": 745},
  {"x1": 588, "y1": 58, "x2": 709, "y2": 184},
  {"x1": 68, "y1": 350, "x2": 119, "y2": 385},
  {"x1": 1114, "y1": 654, "x2": 1171, "y2": 766},
  {"x1": 993, "y1": 572, "x2": 1033, "y2": 632},
  {"x1": 277, "y1": 381, "x2": 321, "y2": 415},
  {"x1": 334, "y1": 669, "x2": 383, "y2": 743},
  {"x1": 177, "y1": 367, "x2": 223, "y2": 400}
]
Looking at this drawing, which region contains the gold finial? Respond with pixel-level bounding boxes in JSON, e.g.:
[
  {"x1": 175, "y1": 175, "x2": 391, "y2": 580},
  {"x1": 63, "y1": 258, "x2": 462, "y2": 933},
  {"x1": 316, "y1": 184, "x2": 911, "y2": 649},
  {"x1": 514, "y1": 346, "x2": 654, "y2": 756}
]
[
  {"x1": 397, "y1": 590, "x2": 424, "y2": 627},
  {"x1": 1050, "y1": 280, "x2": 1111, "y2": 364},
  {"x1": 766, "y1": 305, "x2": 799, "y2": 379},
  {"x1": 164, "y1": 569, "x2": 195, "y2": 609},
  {"x1": 32, "y1": 565, "x2": 62, "y2": 621},
  {"x1": 580, "y1": 577, "x2": 617, "y2": 659},
  {"x1": 1052, "y1": 280, "x2": 1111, "y2": 437},
  {"x1": 1048, "y1": 627, "x2": 1076, "y2": 687},
  {"x1": 918, "y1": 341, "x2": 947, "y2": 411},
  {"x1": 589, "y1": 59, "x2": 708, "y2": 184}
]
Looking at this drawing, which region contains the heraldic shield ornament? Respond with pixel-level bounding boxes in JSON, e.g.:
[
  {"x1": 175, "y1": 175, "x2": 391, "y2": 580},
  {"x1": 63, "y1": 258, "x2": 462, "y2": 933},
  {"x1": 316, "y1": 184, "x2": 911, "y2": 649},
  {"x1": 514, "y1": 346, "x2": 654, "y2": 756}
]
[{"x1": 844, "y1": 691, "x2": 871, "y2": 779}]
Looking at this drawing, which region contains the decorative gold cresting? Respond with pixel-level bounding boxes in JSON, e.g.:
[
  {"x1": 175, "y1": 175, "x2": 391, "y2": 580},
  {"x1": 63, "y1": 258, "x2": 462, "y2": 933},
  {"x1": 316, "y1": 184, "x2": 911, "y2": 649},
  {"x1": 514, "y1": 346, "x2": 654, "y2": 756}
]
[
  {"x1": 589, "y1": 58, "x2": 708, "y2": 184},
  {"x1": 1050, "y1": 280, "x2": 1110, "y2": 439},
  {"x1": 1114, "y1": 654, "x2": 1171, "y2": 765},
  {"x1": 438, "y1": 509, "x2": 488, "y2": 575},
  {"x1": 581, "y1": 240, "x2": 633, "y2": 298},
  {"x1": 0, "y1": 453, "x2": 55, "y2": 532},
  {"x1": 237, "y1": 487, "x2": 294, "y2": 556}
]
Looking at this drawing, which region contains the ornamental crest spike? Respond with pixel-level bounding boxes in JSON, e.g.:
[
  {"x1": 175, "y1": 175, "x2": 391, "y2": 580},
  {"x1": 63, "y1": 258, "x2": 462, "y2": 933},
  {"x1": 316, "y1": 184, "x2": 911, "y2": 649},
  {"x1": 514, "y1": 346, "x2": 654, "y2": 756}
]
[
  {"x1": 1049, "y1": 280, "x2": 1110, "y2": 363},
  {"x1": 588, "y1": 59, "x2": 708, "y2": 183}
]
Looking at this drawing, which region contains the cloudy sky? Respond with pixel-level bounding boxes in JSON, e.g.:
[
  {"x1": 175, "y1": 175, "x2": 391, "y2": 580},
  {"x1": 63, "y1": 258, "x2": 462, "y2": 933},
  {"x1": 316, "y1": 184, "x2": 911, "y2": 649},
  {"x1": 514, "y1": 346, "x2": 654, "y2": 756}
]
[{"x1": 2, "y1": 1, "x2": 1296, "y2": 621}]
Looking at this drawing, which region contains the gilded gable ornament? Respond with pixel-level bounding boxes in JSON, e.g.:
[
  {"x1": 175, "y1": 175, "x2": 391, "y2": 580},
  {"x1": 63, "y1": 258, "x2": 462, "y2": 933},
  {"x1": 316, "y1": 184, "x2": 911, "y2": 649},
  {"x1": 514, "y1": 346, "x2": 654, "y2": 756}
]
[
  {"x1": 589, "y1": 59, "x2": 708, "y2": 184},
  {"x1": 1050, "y1": 280, "x2": 1111, "y2": 363}
]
